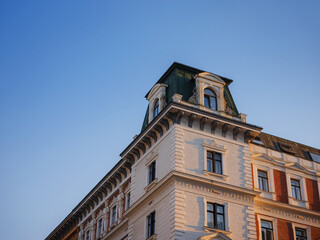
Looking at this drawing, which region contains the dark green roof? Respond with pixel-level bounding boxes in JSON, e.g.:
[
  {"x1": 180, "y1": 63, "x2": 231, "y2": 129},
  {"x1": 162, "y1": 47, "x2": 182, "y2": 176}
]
[{"x1": 141, "y1": 62, "x2": 239, "y2": 131}]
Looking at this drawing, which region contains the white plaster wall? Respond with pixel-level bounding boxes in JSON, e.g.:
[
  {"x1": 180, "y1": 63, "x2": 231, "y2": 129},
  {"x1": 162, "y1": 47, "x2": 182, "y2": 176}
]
[
  {"x1": 179, "y1": 190, "x2": 256, "y2": 240},
  {"x1": 181, "y1": 125, "x2": 253, "y2": 189},
  {"x1": 128, "y1": 185, "x2": 174, "y2": 240},
  {"x1": 131, "y1": 127, "x2": 176, "y2": 204}
]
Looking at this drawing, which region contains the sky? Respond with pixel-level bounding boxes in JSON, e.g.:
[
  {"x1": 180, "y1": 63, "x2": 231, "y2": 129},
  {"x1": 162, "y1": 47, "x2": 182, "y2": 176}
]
[{"x1": 0, "y1": 1, "x2": 319, "y2": 239}]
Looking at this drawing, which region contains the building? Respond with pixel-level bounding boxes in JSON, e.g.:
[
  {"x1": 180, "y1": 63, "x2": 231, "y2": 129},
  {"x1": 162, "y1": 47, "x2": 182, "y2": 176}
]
[{"x1": 46, "y1": 62, "x2": 320, "y2": 240}]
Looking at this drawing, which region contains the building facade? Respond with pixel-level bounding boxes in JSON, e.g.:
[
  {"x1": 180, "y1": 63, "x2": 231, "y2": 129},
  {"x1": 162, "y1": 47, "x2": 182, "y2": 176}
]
[{"x1": 46, "y1": 63, "x2": 320, "y2": 240}]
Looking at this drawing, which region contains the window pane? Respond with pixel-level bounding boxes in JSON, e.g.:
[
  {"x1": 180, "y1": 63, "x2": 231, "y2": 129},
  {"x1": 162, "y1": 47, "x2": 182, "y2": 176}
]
[
  {"x1": 207, "y1": 212, "x2": 214, "y2": 228},
  {"x1": 266, "y1": 229, "x2": 273, "y2": 240},
  {"x1": 216, "y1": 205, "x2": 224, "y2": 214},
  {"x1": 216, "y1": 214, "x2": 224, "y2": 230},
  {"x1": 263, "y1": 179, "x2": 269, "y2": 191},
  {"x1": 258, "y1": 170, "x2": 267, "y2": 178},
  {"x1": 261, "y1": 220, "x2": 272, "y2": 229},
  {"x1": 207, "y1": 151, "x2": 213, "y2": 159},
  {"x1": 204, "y1": 96, "x2": 210, "y2": 108},
  {"x1": 204, "y1": 89, "x2": 215, "y2": 96},
  {"x1": 291, "y1": 179, "x2": 299, "y2": 187},
  {"x1": 210, "y1": 96, "x2": 216, "y2": 110},
  {"x1": 207, "y1": 159, "x2": 212, "y2": 172},
  {"x1": 207, "y1": 203, "x2": 213, "y2": 212},
  {"x1": 215, "y1": 153, "x2": 221, "y2": 161},
  {"x1": 215, "y1": 161, "x2": 222, "y2": 174}
]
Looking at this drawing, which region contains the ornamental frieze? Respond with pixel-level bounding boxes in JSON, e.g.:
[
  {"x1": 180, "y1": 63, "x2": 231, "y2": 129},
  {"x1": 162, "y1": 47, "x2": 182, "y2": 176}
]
[{"x1": 175, "y1": 179, "x2": 254, "y2": 204}]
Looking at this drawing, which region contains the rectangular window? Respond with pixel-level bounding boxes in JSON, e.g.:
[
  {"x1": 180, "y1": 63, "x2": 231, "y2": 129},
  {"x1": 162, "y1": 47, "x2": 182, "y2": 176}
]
[
  {"x1": 291, "y1": 179, "x2": 302, "y2": 200},
  {"x1": 295, "y1": 228, "x2": 307, "y2": 240},
  {"x1": 85, "y1": 230, "x2": 90, "y2": 240},
  {"x1": 147, "y1": 211, "x2": 155, "y2": 238},
  {"x1": 126, "y1": 192, "x2": 131, "y2": 210},
  {"x1": 148, "y1": 161, "x2": 156, "y2": 184},
  {"x1": 207, "y1": 151, "x2": 222, "y2": 174},
  {"x1": 111, "y1": 205, "x2": 117, "y2": 225},
  {"x1": 206, "y1": 203, "x2": 225, "y2": 230},
  {"x1": 261, "y1": 220, "x2": 273, "y2": 240},
  {"x1": 97, "y1": 218, "x2": 103, "y2": 236},
  {"x1": 258, "y1": 170, "x2": 269, "y2": 191}
]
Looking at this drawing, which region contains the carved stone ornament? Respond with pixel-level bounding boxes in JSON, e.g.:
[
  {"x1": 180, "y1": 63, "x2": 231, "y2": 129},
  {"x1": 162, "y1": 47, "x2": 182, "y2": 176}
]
[{"x1": 188, "y1": 88, "x2": 198, "y2": 104}]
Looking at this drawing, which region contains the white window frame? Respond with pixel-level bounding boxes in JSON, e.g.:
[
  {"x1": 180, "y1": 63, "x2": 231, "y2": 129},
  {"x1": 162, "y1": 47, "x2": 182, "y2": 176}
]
[
  {"x1": 96, "y1": 217, "x2": 103, "y2": 237},
  {"x1": 292, "y1": 223, "x2": 311, "y2": 240},
  {"x1": 145, "y1": 210, "x2": 156, "y2": 239},
  {"x1": 125, "y1": 191, "x2": 131, "y2": 210},
  {"x1": 257, "y1": 215, "x2": 277, "y2": 240},
  {"x1": 203, "y1": 197, "x2": 230, "y2": 233},
  {"x1": 110, "y1": 204, "x2": 117, "y2": 226},
  {"x1": 252, "y1": 164, "x2": 276, "y2": 200},
  {"x1": 285, "y1": 172, "x2": 309, "y2": 208},
  {"x1": 85, "y1": 229, "x2": 91, "y2": 240},
  {"x1": 203, "y1": 143, "x2": 228, "y2": 179}
]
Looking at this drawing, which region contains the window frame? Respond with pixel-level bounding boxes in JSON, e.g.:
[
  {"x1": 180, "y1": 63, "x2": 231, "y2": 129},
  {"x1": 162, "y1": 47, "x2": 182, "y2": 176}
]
[
  {"x1": 292, "y1": 223, "x2": 310, "y2": 240},
  {"x1": 291, "y1": 178, "x2": 302, "y2": 200},
  {"x1": 203, "y1": 143, "x2": 227, "y2": 179},
  {"x1": 258, "y1": 170, "x2": 269, "y2": 192},
  {"x1": 207, "y1": 151, "x2": 222, "y2": 175},
  {"x1": 206, "y1": 202, "x2": 225, "y2": 230},
  {"x1": 295, "y1": 227, "x2": 308, "y2": 240},
  {"x1": 260, "y1": 219, "x2": 274, "y2": 240},
  {"x1": 148, "y1": 161, "x2": 156, "y2": 185},
  {"x1": 85, "y1": 230, "x2": 90, "y2": 240},
  {"x1": 125, "y1": 192, "x2": 131, "y2": 210},
  {"x1": 146, "y1": 211, "x2": 156, "y2": 239},
  {"x1": 257, "y1": 215, "x2": 277, "y2": 240},
  {"x1": 97, "y1": 218, "x2": 103, "y2": 236},
  {"x1": 110, "y1": 205, "x2": 117, "y2": 226},
  {"x1": 204, "y1": 88, "x2": 217, "y2": 110},
  {"x1": 153, "y1": 99, "x2": 159, "y2": 118}
]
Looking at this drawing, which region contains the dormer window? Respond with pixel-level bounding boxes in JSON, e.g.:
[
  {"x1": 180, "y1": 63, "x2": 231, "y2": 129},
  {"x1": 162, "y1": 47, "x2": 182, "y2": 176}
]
[
  {"x1": 204, "y1": 88, "x2": 217, "y2": 110},
  {"x1": 153, "y1": 99, "x2": 159, "y2": 118}
]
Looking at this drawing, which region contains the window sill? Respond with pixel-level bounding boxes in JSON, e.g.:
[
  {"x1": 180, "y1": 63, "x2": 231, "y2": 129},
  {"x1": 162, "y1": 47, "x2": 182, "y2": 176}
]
[
  {"x1": 289, "y1": 197, "x2": 309, "y2": 208},
  {"x1": 203, "y1": 170, "x2": 228, "y2": 179},
  {"x1": 109, "y1": 221, "x2": 117, "y2": 230},
  {"x1": 203, "y1": 226, "x2": 231, "y2": 235},
  {"x1": 144, "y1": 179, "x2": 158, "y2": 192},
  {"x1": 147, "y1": 234, "x2": 157, "y2": 240}
]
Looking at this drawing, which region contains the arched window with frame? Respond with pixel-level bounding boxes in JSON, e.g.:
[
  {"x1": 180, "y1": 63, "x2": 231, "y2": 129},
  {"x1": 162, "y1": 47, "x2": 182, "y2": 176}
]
[
  {"x1": 153, "y1": 99, "x2": 159, "y2": 118},
  {"x1": 204, "y1": 88, "x2": 217, "y2": 110}
]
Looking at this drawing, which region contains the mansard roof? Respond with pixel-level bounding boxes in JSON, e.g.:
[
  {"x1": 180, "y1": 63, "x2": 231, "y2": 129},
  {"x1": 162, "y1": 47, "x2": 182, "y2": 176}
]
[
  {"x1": 142, "y1": 62, "x2": 239, "y2": 131},
  {"x1": 252, "y1": 132, "x2": 320, "y2": 162}
]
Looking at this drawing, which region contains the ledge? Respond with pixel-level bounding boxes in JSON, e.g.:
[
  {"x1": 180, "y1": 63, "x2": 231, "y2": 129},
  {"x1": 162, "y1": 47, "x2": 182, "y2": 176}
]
[
  {"x1": 203, "y1": 170, "x2": 228, "y2": 180},
  {"x1": 144, "y1": 179, "x2": 158, "y2": 192}
]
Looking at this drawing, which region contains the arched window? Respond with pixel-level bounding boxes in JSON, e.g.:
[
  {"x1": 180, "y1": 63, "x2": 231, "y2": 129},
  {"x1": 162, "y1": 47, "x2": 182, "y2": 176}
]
[
  {"x1": 204, "y1": 88, "x2": 217, "y2": 110},
  {"x1": 153, "y1": 99, "x2": 159, "y2": 118}
]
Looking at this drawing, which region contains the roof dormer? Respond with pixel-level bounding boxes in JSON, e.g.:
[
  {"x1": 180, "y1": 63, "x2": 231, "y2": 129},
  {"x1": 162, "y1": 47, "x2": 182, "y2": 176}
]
[{"x1": 147, "y1": 83, "x2": 168, "y2": 123}]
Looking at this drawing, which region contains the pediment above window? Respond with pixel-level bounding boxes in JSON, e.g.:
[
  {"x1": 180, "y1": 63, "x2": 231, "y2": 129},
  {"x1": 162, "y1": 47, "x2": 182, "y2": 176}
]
[
  {"x1": 198, "y1": 232, "x2": 231, "y2": 240},
  {"x1": 196, "y1": 72, "x2": 226, "y2": 86},
  {"x1": 251, "y1": 153, "x2": 282, "y2": 164}
]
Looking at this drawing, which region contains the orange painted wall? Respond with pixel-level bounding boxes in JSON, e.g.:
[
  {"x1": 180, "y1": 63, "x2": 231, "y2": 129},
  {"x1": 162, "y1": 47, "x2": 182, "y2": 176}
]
[
  {"x1": 277, "y1": 219, "x2": 294, "y2": 240},
  {"x1": 273, "y1": 169, "x2": 288, "y2": 203},
  {"x1": 305, "y1": 178, "x2": 320, "y2": 212}
]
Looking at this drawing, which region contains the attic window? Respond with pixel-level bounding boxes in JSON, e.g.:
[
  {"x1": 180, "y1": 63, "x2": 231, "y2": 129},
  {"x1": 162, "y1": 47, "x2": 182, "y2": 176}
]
[
  {"x1": 204, "y1": 88, "x2": 217, "y2": 110},
  {"x1": 251, "y1": 137, "x2": 264, "y2": 146},
  {"x1": 153, "y1": 99, "x2": 159, "y2": 118},
  {"x1": 278, "y1": 143, "x2": 295, "y2": 154},
  {"x1": 309, "y1": 152, "x2": 320, "y2": 163}
]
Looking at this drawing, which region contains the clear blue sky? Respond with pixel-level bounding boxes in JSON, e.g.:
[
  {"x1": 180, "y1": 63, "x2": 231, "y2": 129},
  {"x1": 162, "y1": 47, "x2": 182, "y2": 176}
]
[{"x1": 1, "y1": 1, "x2": 319, "y2": 239}]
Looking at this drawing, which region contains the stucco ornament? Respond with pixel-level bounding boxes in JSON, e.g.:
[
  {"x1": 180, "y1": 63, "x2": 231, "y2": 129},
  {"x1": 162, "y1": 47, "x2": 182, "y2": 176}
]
[{"x1": 188, "y1": 87, "x2": 198, "y2": 104}]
